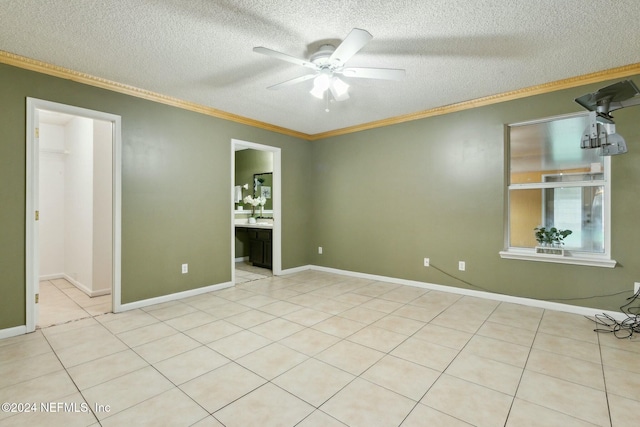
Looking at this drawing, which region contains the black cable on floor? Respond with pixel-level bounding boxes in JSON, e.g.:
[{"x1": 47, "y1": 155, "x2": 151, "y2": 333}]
[{"x1": 590, "y1": 288, "x2": 640, "y2": 339}]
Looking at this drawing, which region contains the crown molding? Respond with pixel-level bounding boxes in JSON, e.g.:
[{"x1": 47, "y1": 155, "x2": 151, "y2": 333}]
[
  {"x1": 0, "y1": 50, "x2": 311, "y2": 140},
  {"x1": 309, "y1": 62, "x2": 640, "y2": 140},
  {"x1": 2, "y1": 50, "x2": 639, "y2": 142}
]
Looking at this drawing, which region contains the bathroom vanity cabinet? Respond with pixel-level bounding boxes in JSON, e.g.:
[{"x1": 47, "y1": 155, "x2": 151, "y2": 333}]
[
  {"x1": 248, "y1": 228, "x2": 272, "y2": 269},
  {"x1": 235, "y1": 222, "x2": 273, "y2": 269}
]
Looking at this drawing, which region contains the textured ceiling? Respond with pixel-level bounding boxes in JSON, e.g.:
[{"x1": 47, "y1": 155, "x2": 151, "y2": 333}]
[{"x1": 2, "y1": 1, "x2": 640, "y2": 135}]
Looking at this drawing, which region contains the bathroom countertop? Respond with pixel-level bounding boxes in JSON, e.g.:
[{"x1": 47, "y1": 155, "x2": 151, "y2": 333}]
[{"x1": 234, "y1": 221, "x2": 273, "y2": 229}]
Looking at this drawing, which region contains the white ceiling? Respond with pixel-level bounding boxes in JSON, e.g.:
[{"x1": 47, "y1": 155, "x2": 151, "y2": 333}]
[{"x1": 2, "y1": 1, "x2": 640, "y2": 135}]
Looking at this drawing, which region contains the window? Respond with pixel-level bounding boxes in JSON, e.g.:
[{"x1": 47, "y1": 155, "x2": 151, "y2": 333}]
[{"x1": 500, "y1": 113, "x2": 616, "y2": 267}]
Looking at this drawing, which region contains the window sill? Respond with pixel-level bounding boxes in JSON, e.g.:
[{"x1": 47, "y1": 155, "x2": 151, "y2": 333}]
[{"x1": 499, "y1": 249, "x2": 616, "y2": 268}]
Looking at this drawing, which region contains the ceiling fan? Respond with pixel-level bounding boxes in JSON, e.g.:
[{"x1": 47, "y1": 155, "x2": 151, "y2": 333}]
[{"x1": 253, "y1": 28, "x2": 405, "y2": 105}]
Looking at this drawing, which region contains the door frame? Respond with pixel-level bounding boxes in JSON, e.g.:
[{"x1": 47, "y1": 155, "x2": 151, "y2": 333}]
[
  {"x1": 231, "y1": 139, "x2": 281, "y2": 283},
  {"x1": 26, "y1": 98, "x2": 123, "y2": 332}
]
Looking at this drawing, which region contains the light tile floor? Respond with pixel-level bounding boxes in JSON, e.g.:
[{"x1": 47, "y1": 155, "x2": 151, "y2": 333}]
[
  {"x1": 38, "y1": 279, "x2": 113, "y2": 328},
  {"x1": 2, "y1": 267, "x2": 639, "y2": 426},
  {"x1": 235, "y1": 261, "x2": 273, "y2": 284},
  {"x1": 37, "y1": 260, "x2": 268, "y2": 329}
]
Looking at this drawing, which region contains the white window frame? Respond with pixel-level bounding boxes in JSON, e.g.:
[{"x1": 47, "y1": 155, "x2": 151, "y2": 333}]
[{"x1": 499, "y1": 113, "x2": 616, "y2": 268}]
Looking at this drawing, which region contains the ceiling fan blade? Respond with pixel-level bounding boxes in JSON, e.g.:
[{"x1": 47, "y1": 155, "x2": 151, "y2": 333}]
[
  {"x1": 267, "y1": 73, "x2": 316, "y2": 90},
  {"x1": 253, "y1": 47, "x2": 318, "y2": 70},
  {"x1": 340, "y1": 67, "x2": 406, "y2": 81},
  {"x1": 329, "y1": 28, "x2": 372, "y2": 65}
]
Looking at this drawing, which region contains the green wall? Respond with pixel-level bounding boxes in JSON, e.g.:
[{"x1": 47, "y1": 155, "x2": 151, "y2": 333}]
[
  {"x1": 310, "y1": 76, "x2": 640, "y2": 311},
  {"x1": 0, "y1": 63, "x2": 312, "y2": 329}
]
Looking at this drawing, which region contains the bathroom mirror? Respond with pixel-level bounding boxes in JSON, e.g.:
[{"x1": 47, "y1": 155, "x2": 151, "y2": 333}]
[
  {"x1": 253, "y1": 172, "x2": 273, "y2": 212},
  {"x1": 234, "y1": 148, "x2": 273, "y2": 215}
]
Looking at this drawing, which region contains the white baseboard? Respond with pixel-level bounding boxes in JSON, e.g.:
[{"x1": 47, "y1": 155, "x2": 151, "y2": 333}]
[
  {"x1": 234, "y1": 256, "x2": 249, "y2": 263},
  {"x1": 279, "y1": 265, "x2": 312, "y2": 275},
  {"x1": 0, "y1": 325, "x2": 28, "y2": 340},
  {"x1": 39, "y1": 273, "x2": 64, "y2": 281},
  {"x1": 308, "y1": 265, "x2": 628, "y2": 321},
  {"x1": 40, "y1": 274, "x2": 111, "y2": 297},
  {"x1": 88, "y1": 288, "x2": 111, "y2": 297},
  {"x1": 62, "y1": 274, "x2": 111, "y2": 298},
  {"x1": 119, "y1": 281, "x2": 234, "y2": 312}
]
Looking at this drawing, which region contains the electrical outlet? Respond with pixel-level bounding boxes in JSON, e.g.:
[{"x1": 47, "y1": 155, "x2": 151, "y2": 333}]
[
  {"x1": 635, "y1": 282, "x2": 640, "y2": 294},
  {"x1": 424, "y1": 257, "x2": 430, "y2": 267},
  {"x1": 458, "y1": 261, "x2": 466, "y2": 271},
  {"x1": 318, "y1": 247, "x2": 323, "y2": 255},
  {"x1": 181, "y1": 263, "x2": 188, "y2": 274}
]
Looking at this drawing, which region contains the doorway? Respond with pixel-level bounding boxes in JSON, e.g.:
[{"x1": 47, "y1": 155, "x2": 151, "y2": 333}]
[
  {"x1": 26, "y1": 98, "x2": 122, "y2": 332},
  {"x1": 231, "y1": 139, "x2": 281, "y2": 285}
]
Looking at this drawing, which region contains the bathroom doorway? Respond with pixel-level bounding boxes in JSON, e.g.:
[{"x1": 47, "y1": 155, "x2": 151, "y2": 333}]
[
  {"x1": 26, "y1": 98, "x2": 122, "y2": 332},
  {"x1": 231, "y1": 139, "x2": 281, "y2": 285}
]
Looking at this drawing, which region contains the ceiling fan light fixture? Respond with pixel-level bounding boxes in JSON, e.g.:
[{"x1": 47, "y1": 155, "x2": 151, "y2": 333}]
[
  {"x1": 310, "y1": 87, "x2": 324, "y2": 99},
  {"x1": 310, "y1": 73, "x2": 331, "y2": 99},
  {"x1": 310, "y1": 85, "x2": 325, "y2": 99},
  {"x1": 314, "y1": 73, "x2": 331, "y2": 89},
  {"x1": 332, "y1": 77, "x2": 349, "y2": 97}
]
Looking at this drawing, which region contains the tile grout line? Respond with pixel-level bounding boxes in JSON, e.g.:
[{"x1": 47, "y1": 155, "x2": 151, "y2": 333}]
[
  {"x1": 407, "y1": 299, "x2": 512, "y2": 427},
  {"x1": 502, "y1": 305, "x2": 544, "y2": 427},
  {"x1": 39, "y1": 325, "x2": 103, "y2": 424},
  {"x1": 596, "y1": 327, "x2": 615, "y2": 427}
]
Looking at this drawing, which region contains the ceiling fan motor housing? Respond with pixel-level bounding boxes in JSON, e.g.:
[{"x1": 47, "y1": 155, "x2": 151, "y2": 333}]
[{"x1": 310, "y1": 44, "x2": 337, "y2": 68}]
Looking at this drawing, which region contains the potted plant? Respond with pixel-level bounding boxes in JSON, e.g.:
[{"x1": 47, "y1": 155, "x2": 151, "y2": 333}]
[{"x1": 534, "y1": 226, "x2": 572, "y2": 255}]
